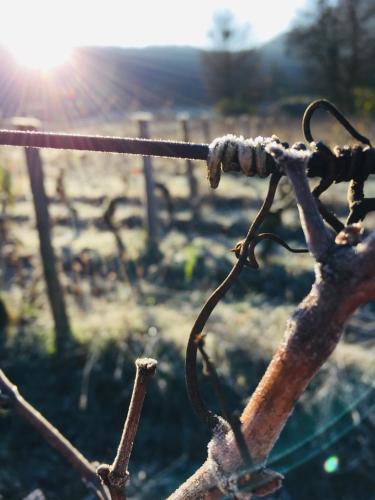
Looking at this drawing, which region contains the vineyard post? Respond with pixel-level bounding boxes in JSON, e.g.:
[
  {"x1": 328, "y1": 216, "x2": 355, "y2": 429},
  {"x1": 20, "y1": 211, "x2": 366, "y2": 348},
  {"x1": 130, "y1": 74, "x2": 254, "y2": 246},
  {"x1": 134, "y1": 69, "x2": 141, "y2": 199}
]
[
  {"x1": 15, "y1": 118, "x2": 72, "y2": 352},
  {"x1": 178, "y1": 113, "x2": 199, "y2": 217},
  {"x1": 201, "y1": 115, "x2": 215, "y2": 202},
  {"x1": 135, "y1": 114, "x2": 159, "y2": 256},
  {"x1": 239, "y1": 114, "x2": 251, "y2": 137},
  {"x1": 201, "y1": 114, "x2": 211, "y2": 143}
]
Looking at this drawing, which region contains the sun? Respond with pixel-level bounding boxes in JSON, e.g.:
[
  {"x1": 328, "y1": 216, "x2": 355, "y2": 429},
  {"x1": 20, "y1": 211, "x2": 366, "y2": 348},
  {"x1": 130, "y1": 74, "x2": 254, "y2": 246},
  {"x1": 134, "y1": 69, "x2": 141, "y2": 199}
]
[{"x1": 9, "y1": 42, "x2": 72, "y2": 72}]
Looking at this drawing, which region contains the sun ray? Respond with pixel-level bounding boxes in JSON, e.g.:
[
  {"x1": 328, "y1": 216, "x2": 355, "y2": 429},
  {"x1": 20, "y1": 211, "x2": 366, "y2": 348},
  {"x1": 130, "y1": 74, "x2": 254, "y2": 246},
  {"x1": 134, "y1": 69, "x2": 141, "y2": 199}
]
[{"x1": 9, "y1": 42, "x2": 72, "y2": 72}]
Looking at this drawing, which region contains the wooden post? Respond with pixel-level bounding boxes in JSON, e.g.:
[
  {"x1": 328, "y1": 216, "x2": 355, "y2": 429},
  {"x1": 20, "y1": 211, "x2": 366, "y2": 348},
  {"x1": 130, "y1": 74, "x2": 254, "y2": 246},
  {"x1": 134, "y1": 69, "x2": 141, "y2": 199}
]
[
  {"x1": 201, "y1": 114, "x2": 211, "y2": 143},
  {"x1": 13, "y1": 118, "x2": 72, "y2": 352},
  {"x1": 134, "y1": 113, "x2": 159, "y2": 256},
  {"x1": 201, "y1": 115, "x2": 214, "y2": 202},
  {"x1": 178, "y1": 113, "x2": 199, "y2": 218},
  {"x1": 239, "y1": 114, "x2": 251, "y2": 137}
]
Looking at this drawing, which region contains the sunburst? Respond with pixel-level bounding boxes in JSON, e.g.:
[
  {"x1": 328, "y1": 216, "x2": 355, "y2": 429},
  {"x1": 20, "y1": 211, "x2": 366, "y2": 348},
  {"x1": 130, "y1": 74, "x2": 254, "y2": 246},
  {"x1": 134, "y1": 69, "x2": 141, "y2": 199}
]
[{"x1": 9, "y1": 42, "x2": 72, "y2": 72}]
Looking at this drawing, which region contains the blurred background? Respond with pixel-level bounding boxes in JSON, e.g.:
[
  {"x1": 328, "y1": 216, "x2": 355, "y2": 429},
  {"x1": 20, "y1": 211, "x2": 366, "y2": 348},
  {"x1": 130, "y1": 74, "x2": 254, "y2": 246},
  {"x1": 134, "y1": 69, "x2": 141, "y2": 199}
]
[
  {"x1": 0, "y1": 0, "x2": 374, "y2": 499},
  {"x1": 1, "y1": 0, "x2": 375, "y2": 120}
]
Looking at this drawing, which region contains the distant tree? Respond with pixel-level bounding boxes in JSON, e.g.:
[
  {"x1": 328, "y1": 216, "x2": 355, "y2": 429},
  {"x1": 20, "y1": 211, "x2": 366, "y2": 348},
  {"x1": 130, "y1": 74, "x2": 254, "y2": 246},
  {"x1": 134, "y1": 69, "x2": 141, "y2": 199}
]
[
  {"x1": 287, "y1": 0, "x2": 375, "y2": 111},
  {"x1": 202, "y1": 10, "x2": 264, "y2": 115}
]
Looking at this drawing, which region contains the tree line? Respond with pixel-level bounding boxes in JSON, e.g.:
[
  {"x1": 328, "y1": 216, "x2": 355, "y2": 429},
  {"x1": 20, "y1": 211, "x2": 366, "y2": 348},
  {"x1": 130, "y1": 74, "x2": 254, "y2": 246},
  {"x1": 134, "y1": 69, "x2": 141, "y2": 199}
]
[{"x1": 203, "y1": 0, "x2": 375, "y2": 115}]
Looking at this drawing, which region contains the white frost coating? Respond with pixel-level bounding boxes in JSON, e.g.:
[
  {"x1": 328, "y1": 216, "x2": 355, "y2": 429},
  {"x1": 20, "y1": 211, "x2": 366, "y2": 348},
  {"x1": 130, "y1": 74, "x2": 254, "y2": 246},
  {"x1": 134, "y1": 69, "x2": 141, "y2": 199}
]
[
  {"x1": 222, "y1": 134, "x2": 242, "y2": 172},
  {"x1": 267, "y1": 142, "x2": 333, "y2": 262},
  {"x1": 207, "y1": 134, "x2": 284, "y2": 188},
  {"x1": 207, "y1": 456, "x2": 251, "y2": 499},
  {"x1": 238, "y1": 138, "x2": 256, "y2": 176},
  {"x1": 207, "y1": 134, "x2": 241, "y2": 188},
  {"x1": 206, "y1": 417, "x2": 251, "y2": 499},
  {"x1": 207, "y1": 136, "x2": 225, "y2": 188},
  {"x1": 265, "y1": 143, "x2": 312, "y2": 171},
  {"x1": 207, "y1": 416, "x2": 232, "y2": 467}
]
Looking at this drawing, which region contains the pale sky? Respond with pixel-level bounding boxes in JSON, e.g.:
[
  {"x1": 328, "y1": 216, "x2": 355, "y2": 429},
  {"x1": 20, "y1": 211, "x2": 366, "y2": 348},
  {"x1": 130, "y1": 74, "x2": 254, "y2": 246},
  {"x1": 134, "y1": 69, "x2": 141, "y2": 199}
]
[{"x1": 1, "y1": 0, "x2": 309, "y2": 69}]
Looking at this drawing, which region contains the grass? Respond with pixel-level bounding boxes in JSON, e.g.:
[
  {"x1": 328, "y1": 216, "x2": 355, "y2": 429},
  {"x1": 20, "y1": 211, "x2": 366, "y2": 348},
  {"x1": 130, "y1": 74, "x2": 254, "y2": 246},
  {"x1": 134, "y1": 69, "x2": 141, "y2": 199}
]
[{"x1": 0, "y1": 114, "x2": 374, "y2": 499}]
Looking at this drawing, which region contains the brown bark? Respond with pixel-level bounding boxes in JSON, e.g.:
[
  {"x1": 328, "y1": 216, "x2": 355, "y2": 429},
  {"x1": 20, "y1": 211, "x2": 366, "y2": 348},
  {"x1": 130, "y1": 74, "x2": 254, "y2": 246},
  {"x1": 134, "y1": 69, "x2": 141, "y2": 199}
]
[{"x1": 97, "y1": 358, "x2": 157, "y2": 500}]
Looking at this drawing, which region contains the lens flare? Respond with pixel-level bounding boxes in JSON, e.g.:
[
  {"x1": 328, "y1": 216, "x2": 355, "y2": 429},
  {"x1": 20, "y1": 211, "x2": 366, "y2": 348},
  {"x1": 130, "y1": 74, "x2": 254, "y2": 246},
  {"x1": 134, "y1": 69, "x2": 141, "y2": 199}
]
[
  {"x1": 324, "y1": 455, "x2": 339, "y2": 474},
  {"x1": 9, "y1": 42, "x2": 72, "y2": 72}
]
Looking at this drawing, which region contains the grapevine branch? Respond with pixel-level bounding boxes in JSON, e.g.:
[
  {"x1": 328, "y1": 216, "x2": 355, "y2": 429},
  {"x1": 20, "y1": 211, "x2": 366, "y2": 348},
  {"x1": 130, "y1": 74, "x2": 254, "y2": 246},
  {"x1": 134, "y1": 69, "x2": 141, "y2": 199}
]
[
  {"x1": 0, "y1": 358, "x2": 157, "y2": 500},
  {"x1": 97, "y1": 358, "x2": 157, "y2": 500},
  {"x1": 0, "y1": 369, "x2": 109, "y2": 500},
  {"x1": 168, "y1": 145, "x2": 375, "y2": 499}
]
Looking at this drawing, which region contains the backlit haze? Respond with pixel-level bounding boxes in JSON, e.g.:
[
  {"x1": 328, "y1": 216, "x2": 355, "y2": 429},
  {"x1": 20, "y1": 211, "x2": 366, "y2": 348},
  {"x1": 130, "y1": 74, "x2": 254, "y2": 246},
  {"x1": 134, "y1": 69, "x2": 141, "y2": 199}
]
[{"x1": 2, "y1": 0, "x2": 308, "y2": 72}]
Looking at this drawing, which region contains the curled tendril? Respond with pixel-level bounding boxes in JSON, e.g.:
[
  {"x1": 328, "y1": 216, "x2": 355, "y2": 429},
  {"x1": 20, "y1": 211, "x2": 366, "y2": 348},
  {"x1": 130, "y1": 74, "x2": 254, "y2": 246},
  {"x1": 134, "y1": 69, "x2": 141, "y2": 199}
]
[
  {"x1": 232, "y1": 233, "x2": 308, "y2": 268},
  {"x1": 185, "y1": 173, "x2": 282, "y2": 428},
  {"x1": 302, "y1": 99, "x2": 372, "y2": 147}
]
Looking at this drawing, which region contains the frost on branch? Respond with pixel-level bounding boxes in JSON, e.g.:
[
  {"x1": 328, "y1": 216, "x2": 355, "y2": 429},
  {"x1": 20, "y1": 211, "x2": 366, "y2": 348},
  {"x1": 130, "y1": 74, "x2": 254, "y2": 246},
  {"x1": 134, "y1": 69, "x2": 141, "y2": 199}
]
[
  {"x1": 266, "y1": 142, "x2": 333, "y2": 261},
  {"x1": 206, "y1": 417, "x2": 246, "y2": 498}
]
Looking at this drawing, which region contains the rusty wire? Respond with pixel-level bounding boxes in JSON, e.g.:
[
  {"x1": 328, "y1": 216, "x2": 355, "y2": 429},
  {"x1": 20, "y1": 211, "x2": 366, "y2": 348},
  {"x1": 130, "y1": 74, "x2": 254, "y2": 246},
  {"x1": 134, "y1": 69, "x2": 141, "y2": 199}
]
[
  {"x1": 0, "y1": 129, "x2": 209, "y2": 159},
  {"x1": 1, "y1": 101, "x2": 374, "y2": 234},
  {"x1": 0, "y1": 109, "x2": 372, "y2": 184},
  {"x1": 0, "y1": 107, "x2": 374, "y2": 236},
  {"x1": 303, "y1": 99, "x2": 375, "y2": 229}
]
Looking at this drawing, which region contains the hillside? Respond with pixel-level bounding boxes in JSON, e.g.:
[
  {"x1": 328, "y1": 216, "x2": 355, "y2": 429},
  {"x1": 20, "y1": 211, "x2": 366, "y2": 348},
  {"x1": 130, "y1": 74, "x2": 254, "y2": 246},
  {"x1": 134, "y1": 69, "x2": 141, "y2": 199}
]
[{"x1": 0, "y1": 40, "x2": 306, "y2": 122}]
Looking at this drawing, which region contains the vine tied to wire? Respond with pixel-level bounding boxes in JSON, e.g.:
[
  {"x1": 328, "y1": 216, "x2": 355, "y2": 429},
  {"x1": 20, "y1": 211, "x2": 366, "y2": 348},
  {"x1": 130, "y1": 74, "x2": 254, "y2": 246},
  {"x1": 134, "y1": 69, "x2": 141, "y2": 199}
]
[
  {"x1": 206, "y1": 100, "x2": 375, "y2": 230},
  {"x1": 185, "y1": 100, "x2": 375, "y2": 496}
]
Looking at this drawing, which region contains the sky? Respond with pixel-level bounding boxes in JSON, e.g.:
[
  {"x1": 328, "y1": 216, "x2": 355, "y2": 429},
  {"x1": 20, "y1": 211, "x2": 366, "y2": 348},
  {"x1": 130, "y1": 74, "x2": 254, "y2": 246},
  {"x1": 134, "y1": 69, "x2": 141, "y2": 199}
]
[{"x1": 1, "y1": 0, "x2": 309, "y2": 70}]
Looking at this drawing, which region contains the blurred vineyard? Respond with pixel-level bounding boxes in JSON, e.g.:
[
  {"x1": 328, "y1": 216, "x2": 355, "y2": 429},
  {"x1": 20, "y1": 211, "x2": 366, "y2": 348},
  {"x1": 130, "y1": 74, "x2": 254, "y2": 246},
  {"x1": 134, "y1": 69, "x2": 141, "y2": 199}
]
[{"x1": 0, "y1": 112, "x2": 375, "y2": 499}]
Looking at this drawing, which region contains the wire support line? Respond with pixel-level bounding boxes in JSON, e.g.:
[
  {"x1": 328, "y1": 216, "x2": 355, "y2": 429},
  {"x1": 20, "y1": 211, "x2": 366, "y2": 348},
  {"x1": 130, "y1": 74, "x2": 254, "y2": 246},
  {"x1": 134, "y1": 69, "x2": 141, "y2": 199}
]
[
  {"x1": 0, "y1": 129, "x2": 209, "y2": 160},
  {"x1": 1, "y1": 125, "x2": 374, "y2": 191}
]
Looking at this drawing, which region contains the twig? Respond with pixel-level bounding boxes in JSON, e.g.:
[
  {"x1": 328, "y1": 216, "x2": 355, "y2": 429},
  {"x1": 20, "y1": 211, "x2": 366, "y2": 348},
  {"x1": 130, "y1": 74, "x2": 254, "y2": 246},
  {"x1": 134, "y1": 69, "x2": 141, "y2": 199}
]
[
  {"x1": 56, "y1": 169, "x2": 80, "y2": 237},
  {"x1": 103, "y1": 196, "x2": 127, "y2": 257},
  {"x1": 0, "y1": 369, "x2": 109, "y2": 500},
  {"x1": 267, "y1": 143, "x2": 333, "y2": 261},
  {"x1": 155, "y1": 182, "x2": 174, "y2": 228},
  {"x1": 97, "y1": 358, "x2": 157, "y2": 500}
]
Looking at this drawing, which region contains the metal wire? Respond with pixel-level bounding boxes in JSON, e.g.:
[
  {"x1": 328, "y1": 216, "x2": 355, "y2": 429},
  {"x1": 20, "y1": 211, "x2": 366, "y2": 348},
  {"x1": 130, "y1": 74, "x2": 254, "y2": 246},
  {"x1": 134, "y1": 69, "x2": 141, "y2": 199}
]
[
  {"x1": 0, "y1": 129, "x2": 209, "y2": 160},
  {"x1": 302, "y1": 99, "x2": 375, "y2": 228}
]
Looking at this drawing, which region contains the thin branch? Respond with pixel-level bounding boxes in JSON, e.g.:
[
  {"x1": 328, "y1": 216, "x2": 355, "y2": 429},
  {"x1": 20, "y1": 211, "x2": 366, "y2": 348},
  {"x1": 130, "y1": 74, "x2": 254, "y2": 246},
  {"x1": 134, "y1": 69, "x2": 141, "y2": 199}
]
[
  {"x1": 267, "y1": 143, "x2": 333, "y2": 261},
  {"x1": 0, "y1": 370, "x2": 109, "y2": 500},
  {"x1": 103, "y1": 197, "x2": 127, "y2": 257},
  {"x1": 97, "y1": 358, "x2": 157, "y2": 500}
]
